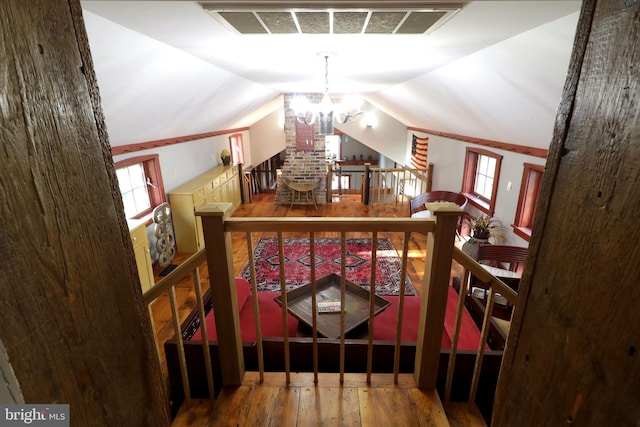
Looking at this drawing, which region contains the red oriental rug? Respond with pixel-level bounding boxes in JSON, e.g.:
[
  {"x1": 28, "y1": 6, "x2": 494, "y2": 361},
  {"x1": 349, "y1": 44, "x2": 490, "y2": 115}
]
[{"x1": 240, "y1": 237, "x2": 415, "y2": 296}]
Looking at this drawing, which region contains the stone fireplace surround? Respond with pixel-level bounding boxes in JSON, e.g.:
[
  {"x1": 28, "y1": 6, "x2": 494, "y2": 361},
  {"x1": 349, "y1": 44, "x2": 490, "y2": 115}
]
[{"x1": 274, "y1": 93, "x2": 328, "y2": 206}]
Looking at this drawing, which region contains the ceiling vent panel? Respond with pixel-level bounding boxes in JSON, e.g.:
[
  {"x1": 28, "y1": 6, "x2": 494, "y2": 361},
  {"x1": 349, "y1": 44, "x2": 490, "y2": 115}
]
[
  {"x1": 396, "y1": 11, "x2": 447, "y2": 34},
  {"x1": 202, "y1": 4, "x2": 464, "y2": 35},
  {"x1": 257, "y1": 11, "x2": 297, "y2": 33},
  {"x1": 365, "y1": 12, "x2": 407, "y2": 34},
  {"x1": 218, "y1": 12, "x2": 267, "y2": 34},
  {"x1": 333, "y1": 12, "x2": 368, "y2": 34},
  {"x1": 296, "y1": 12, "x2": 330, "y2": 34}
]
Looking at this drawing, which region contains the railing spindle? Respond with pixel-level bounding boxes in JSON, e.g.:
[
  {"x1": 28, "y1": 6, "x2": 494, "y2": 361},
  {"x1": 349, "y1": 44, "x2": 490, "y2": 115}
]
[
  {"x1": 193, "y1": 267, "x2": 215, "y2": 401},
  {"x1": 469, "y1": 287, "x2": 496, "y2": 402},
  {"x1": 309, "y1": 232, "x2": 319, "y2": 384},
  {"x1": 393, "y1": 232, "x2": 411, "y2": 384},
  {"x1": 277, "y1": 232, "x2": 290, "y2": 383},
  {"x1": 169, "y1": 285, "x2": 191, "y2": 400},
  {"x1": 339, "y1": 232, "x2": 347, "y2": 384},
  {"x1": 245, "y1": 232, "x2": 264, "y2": 382},
  {"x1": 445, "y1": 268, "x2": 471, "y2": 402},
  {"x1": 366, "y1": 232, "x2": 379, "y2": 384},
  {"x1": 146, "y1": 305, "x2": 165, "y2": 377}
]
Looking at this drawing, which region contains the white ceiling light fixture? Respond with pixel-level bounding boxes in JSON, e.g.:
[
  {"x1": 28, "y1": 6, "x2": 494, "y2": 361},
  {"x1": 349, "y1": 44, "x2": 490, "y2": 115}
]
[{"x1": 292, "y1": 53, "x2": 364, "y2": 129}]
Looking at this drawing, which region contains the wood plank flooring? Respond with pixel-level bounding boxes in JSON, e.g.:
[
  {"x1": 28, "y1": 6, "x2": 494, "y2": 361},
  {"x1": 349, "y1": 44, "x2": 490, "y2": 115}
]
[
  {"x1": 171, "y1": 373, "x2": 451, "y2": 427},
  {"x1": 171, "y1": 372, "x2": 487, "y2": 427}
]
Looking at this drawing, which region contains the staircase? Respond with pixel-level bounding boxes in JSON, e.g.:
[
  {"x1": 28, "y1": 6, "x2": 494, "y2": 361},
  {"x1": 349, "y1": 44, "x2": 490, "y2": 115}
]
[{"x1": 171, "y1": 372, "x2": 486, "y2": 426}]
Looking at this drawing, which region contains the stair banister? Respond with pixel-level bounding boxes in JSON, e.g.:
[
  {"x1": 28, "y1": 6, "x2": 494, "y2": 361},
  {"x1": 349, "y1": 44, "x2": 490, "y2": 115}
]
[
  {"x1": 196, "y1": 203, "x2": 245, "y2": 386},
  {"x1": 414, "y1": 205, "x2": 462, "y2": 388}
]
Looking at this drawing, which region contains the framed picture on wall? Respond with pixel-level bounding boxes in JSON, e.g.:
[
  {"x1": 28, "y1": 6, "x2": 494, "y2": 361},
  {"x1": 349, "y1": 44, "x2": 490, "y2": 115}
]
[
  {"x1": 229, "y1": 133, "x2": 244, "y2": 165},
  {"x1": 295, "y1": 120, "x2": 315, "y2": 152}
]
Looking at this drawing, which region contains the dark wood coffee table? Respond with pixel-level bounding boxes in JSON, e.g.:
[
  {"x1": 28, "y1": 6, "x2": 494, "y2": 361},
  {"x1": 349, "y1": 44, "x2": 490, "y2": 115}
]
[{"x1": 274, "y1": 273, "x2": 391, "y2": 338}]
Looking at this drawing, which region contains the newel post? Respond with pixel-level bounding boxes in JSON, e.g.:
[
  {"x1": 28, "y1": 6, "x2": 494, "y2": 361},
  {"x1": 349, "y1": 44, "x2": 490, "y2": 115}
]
[
  {"x1": 414, "y1": 204, "x2": 461, "y2": 388},
  {"x1": 363, "y1": 163, "x2": 371, "y2": 205},
  {"x1": 195, "y1": 203, "x2": 244, "y2": 386},
  {"x1": 426, "y1": 163, "x2": 434, "y2": 192}
]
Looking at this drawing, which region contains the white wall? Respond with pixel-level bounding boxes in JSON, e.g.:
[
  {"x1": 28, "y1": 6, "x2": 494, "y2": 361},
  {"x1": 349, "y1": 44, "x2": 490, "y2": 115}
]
[
  {"x1": 83, "y1": 11, "x2": 278, "y2": 147},
  {"x1": 113, "y1": 130, "x2": 250, "y2": 195},
  {"x1": 370, "y1": 12, "x2": 579, "y2": 150},
  {"x1": 418, "y1": 131, "x2": 546, "y2": 247},
  {"x1": 248, "y1": 100, "x2": 286, "y2": 166},
  {"x1": 335, "y1": 100, "x2": 408, "y2": 165}
]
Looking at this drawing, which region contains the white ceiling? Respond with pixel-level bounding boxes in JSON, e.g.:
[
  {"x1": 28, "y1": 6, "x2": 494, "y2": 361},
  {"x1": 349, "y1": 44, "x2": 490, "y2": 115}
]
[
  {"x1": 81, "y1": 1, "x2": 581, "y2": 94},
  {"x1": 81, "y1": 0, "x2": 582, "y2": 154}
]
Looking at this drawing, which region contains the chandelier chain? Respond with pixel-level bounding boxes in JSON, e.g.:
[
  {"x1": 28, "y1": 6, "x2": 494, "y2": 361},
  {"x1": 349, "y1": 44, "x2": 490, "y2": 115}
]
[{"x1": 324, "y1": 55, "x2": 330, "y2": 94}]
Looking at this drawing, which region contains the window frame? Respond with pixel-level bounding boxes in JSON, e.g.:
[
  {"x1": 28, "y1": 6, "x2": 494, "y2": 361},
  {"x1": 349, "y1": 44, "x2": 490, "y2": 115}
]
[
  {"x1": 461, "y1": 147, "x2": 502, "y2": 215},
  {"x1": 331, "y1": 173, "x2": 350, "y2": 191},
  {"x1": 512, "y1": 163, "x2": 545, "y2": 241},
  {"x1": 114, "y1": 154, "x2": 166, "y2": 222}
]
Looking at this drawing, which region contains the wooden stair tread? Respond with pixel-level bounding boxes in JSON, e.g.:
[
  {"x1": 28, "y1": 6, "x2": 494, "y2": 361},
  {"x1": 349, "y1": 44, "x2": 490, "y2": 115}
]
[
  {"x1": 172, "y1": 372, "x2": 454, "y2": 426},
  {"x1": 444, "y1": 402, "x2": 488, "y2": 427},
  {"x1": 171, "y1": 398, "x2": 214, "y2": 427}
]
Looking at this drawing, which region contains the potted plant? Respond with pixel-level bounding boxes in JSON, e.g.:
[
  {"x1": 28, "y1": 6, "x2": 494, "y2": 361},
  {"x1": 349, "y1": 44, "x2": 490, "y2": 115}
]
[
  {"x1": 220, "y1": 149, "x2": 231, "y2": 166},
  {"x1": 462, "y1": 214, "x2": 506, "y2": 258},
  {"x1": 469, "y1": 214, "x2": 505, "y2": 244}
]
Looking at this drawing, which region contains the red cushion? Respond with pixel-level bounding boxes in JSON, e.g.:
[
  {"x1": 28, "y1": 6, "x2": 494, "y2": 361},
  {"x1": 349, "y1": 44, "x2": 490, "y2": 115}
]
[
  {"x1": 235, "y1": 277, "x2": 251, "y2": 310},
  {"x1": 191, "y1": 286, "x2": 298, "y2": 342},
  {"x1": 371, "y1": 287, "x2": 482, "y2": 350}
]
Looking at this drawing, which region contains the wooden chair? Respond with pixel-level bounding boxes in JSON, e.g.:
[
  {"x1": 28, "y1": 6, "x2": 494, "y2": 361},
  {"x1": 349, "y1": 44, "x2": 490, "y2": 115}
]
[
  {"x1": 410, "y1": 191, "x2": 468, "y2": 238},
  {"x1": 409, "y1": 191, "x2": 468, "y2": 216},
  {"x1": 476, "y1": 244, "x2": 528, "y2": 274},
  {"x1": 469, "y1": 244, "x2": 528, "y2": 321}
]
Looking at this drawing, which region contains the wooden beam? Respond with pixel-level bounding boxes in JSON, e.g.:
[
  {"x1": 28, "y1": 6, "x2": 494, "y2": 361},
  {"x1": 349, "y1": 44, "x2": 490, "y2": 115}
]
[
  {"x1": 0, "y1": 1, "x2": 169, "y2": 424},
  {"x1": 493, "y1": 0, "x2": 640, "y2": 425},
  {"x1": 111, "y1": 128, "x2": 250, "y2": 156},
  {"x1": 409, "y1": 127, "x2": 548, "y2": 158}
]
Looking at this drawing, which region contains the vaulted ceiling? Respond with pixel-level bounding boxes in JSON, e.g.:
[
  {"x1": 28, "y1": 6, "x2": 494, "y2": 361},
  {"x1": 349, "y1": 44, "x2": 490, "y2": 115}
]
[{"x1": 81, "y1": 1, "x2": 582, "y2": 150}]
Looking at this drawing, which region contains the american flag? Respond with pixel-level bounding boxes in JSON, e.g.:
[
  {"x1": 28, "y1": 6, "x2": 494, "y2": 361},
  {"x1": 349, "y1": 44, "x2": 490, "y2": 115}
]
[{"x1": 410, "y1": 135, "x2": 429, "y2": 168}]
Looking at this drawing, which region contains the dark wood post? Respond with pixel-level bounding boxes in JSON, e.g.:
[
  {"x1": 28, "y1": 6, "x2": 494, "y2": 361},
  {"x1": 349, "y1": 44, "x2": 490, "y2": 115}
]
[
  {"x1": 0, "y1": 1, "x2": 169, "y2": 424},
  {"x1": 493, "y1": 1, "x2": 640, "y2": 425},
  {"x1": 414, "y1": 205, "x2": 461, "y2": 388},
  {"x1": 196, "y1": 203, "x2": 245, "y2": 386},
  {"x1": 426, "y1": 163, "x2": 434, "y2": 192},
  {"x1": 363, "y1": 163, "x2": 371, "y2": 205}
]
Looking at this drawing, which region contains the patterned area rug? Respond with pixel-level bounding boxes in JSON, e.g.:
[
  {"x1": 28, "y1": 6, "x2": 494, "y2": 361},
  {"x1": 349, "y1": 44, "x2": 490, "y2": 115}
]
[{"x1": 241, "y1": 237, "x2": 415, "y2": 296}]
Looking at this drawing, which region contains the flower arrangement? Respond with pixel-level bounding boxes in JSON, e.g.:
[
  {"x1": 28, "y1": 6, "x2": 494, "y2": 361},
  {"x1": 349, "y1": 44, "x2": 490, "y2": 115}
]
[{"x1": 469, "y1": 214, "x2": 505, "y2": 243}]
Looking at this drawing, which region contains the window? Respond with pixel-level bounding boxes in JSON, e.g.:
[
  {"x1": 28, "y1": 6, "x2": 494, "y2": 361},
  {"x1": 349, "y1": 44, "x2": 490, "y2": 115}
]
[
  {"x1": 513, "y1": 163, "x2": 544, "y2": 241},
  {"x1": 331, "y1": 173, "x2": 350, "y2": 191},
  {"x1": 462, "y1": 147, "x2": 502, "y2": 215},
  {"x1": 115, "y1": 155, "x2": 165, "y2": 220}
]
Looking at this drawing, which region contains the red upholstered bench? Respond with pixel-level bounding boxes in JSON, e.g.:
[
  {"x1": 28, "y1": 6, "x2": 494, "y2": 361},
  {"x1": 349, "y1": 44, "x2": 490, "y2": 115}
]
[{"x1": 191, "y1": 277, "x2": 483, "y2": 350}]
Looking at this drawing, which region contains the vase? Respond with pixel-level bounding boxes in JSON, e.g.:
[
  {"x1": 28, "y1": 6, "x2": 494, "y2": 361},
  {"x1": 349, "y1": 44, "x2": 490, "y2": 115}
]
[
  {"x1": 461, "y1": 237, "x2": 489, "y2": 259},
  {"x1": 222, "y1": 155, "x2": 231, "y2": 166}
]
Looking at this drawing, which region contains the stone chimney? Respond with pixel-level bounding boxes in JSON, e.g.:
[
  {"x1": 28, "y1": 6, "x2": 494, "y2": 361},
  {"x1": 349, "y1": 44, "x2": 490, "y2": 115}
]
[{"x1": 274, "y1": 93, "x2": 328, "y2": 206}]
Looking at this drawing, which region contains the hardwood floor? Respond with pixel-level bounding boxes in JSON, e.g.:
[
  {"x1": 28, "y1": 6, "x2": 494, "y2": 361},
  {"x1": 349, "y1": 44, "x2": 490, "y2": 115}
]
[{"x1": 171, "y1": 373, "x2": 486, "y2": 426}]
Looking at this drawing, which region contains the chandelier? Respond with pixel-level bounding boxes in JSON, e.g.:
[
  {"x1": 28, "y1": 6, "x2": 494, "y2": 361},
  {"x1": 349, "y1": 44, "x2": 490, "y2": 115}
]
[{"x1": 291, "y1": 54, "x2": 364, "y2": 129}]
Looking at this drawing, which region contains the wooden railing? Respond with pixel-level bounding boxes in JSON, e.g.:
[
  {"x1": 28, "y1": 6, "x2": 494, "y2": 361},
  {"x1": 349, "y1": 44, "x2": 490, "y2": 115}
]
[
  {"x1": 195, "y1": 203, "x2": 459, "y2": 389},
  {"x1": 363, "y1": 164, "x2": 433, "y2": 205},
  {"x1": 142, "y1": 202, "x2": 516, "y2": 418},
  {"x1": 143, "y1": 249, "x2": 214, "y2": 403},
  {"x1": 447, "y1": 246, "x2": 518, "y2": 404}
]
